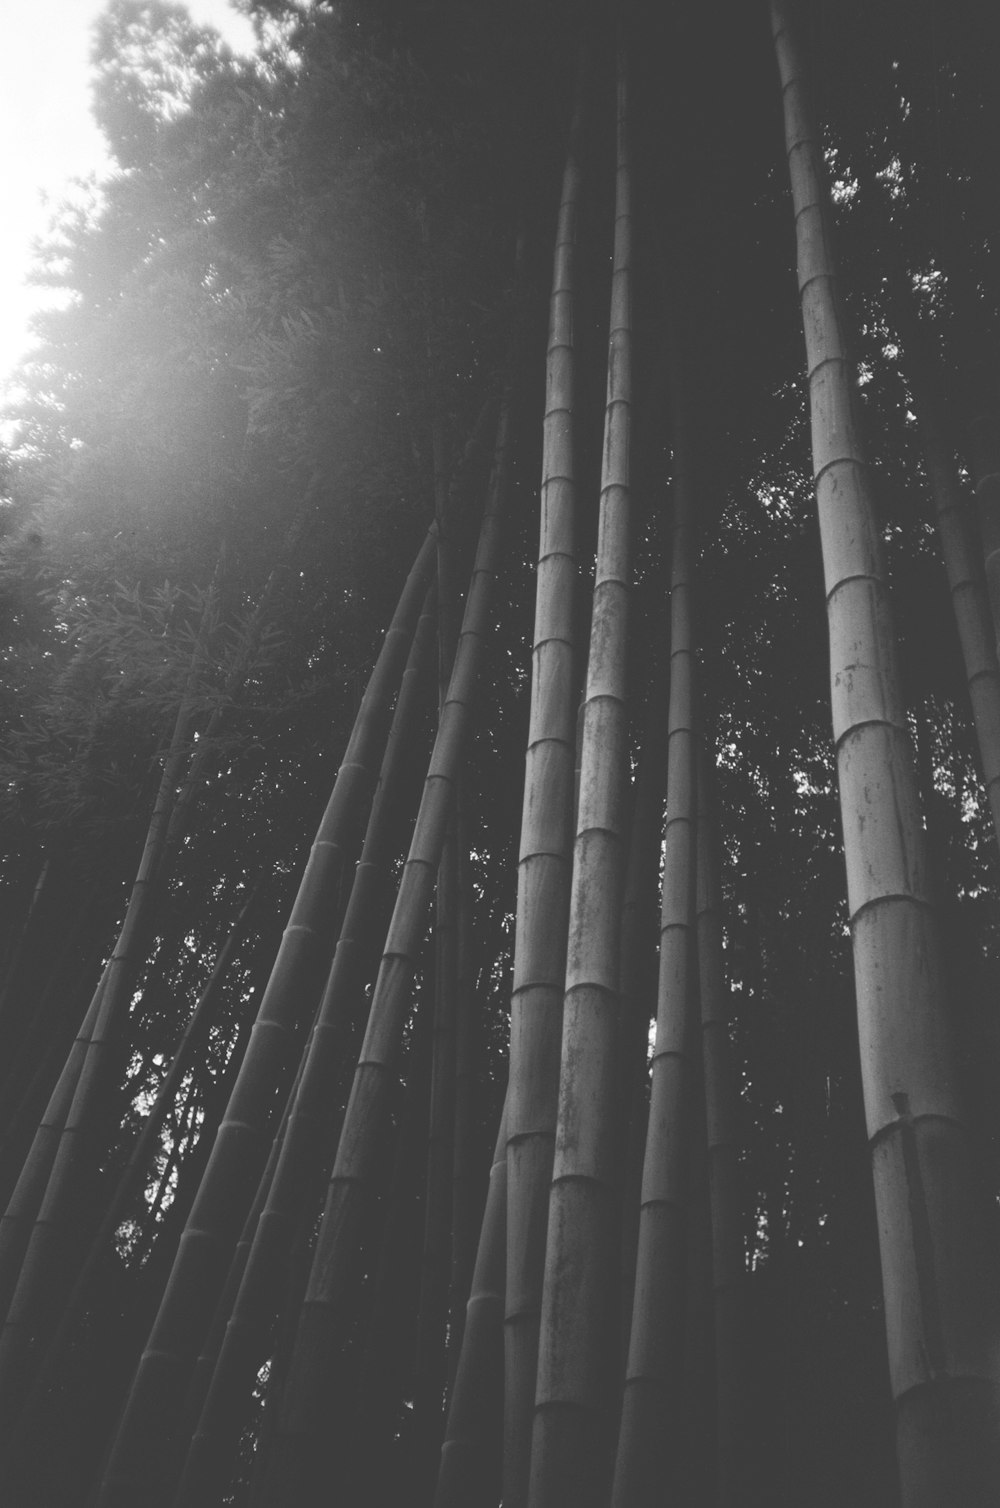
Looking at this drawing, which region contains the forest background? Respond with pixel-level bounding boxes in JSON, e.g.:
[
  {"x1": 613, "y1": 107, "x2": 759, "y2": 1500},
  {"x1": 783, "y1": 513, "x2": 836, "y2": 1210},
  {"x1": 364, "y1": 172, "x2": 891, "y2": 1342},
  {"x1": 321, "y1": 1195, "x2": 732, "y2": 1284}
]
[{"x1": 0, "y1": 0, "x2": 998, "y2": 1504}]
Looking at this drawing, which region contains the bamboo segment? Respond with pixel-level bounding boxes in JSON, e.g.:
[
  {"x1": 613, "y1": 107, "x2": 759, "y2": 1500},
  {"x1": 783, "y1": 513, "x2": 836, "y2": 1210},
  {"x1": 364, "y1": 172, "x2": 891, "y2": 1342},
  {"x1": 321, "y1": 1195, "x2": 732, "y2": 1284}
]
[
  {"x1": 612, "y1": 362, "x2": 698, "y2": 1508},
  {"x1": 527, "y1": 39, "x2": 632, "y2": 1508},
  {"x1": 257, "y1": 390, "x2": 513, "y2": 1506},
  {"x1": 771, "y1": 4, "x2": 1000, "y2": 1502},
  {"x1": 95, "y1": 527, "x2": 437, "y2": 1508},
  {"x1": 695, "y1": 743, "x2": 745, "y2": 1506},
  {"x1": 504, "y1": 52, "x2": 586, "y2": 1508},
  {"x1": 434, "y1": 1104, "x2": 508, "y2": 1508},
  {"x1": 170, "y1": 589, "x2": 437, "y2": 1508}
]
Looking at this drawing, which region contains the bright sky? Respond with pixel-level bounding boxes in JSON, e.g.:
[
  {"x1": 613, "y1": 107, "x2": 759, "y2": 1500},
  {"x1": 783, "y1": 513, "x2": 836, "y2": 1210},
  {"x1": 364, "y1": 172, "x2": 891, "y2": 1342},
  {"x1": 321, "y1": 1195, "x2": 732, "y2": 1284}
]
[{"x1": 0, "y1": 0, "x2": 258, "y2": 394}]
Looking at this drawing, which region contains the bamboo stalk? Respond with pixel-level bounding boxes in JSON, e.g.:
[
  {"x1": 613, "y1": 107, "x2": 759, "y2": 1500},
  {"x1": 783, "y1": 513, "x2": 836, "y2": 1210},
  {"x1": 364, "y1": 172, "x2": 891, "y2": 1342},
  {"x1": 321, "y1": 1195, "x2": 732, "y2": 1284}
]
[
  {"x1": 527, "y1": 35, "x2": 632, "y2": 1506},
  {"x1": 95, "y1": 527, "x2": 437, "y2": 1508},
  {"x1": 695, "y1": 742, "x2": 745, "y2": 1507},
  {"x1": 771, "y1": 5, "x2": 1000, "y2": 1500},
  {"x1": 503, "y1": 48, "x2": 587, "y2": 1508},
  {"x1": 612, "y1": 350, "x2": 698, "y2": 1508}
]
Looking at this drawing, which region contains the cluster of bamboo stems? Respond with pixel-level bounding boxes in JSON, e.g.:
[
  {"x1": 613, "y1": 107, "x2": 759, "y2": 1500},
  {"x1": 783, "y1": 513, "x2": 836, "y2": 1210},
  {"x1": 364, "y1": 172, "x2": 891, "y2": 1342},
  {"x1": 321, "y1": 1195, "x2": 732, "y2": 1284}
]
[{"x1": 0, "y1": 7, "x2": 998, "y2": 1507}]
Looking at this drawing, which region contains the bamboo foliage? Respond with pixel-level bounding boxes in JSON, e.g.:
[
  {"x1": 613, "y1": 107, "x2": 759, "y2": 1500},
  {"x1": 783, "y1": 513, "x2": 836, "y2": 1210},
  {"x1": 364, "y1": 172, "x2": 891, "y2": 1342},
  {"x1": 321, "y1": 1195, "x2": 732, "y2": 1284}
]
[
  {"x1": 504, "y1": 50, "x2": 587, "y2": 1508},
  {"x1": 527, "y1": 37, "x2": 633, "y2": 1507},
  {"x1": 771, "y1": 3, "x2": 1000, "y2": 1500}
]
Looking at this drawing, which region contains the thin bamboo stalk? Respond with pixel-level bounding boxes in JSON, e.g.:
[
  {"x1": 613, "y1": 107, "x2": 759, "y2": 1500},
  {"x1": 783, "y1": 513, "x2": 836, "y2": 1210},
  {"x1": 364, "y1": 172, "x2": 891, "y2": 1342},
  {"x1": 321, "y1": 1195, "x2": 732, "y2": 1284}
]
[
  {"x1": 695, "y1": 743, "x2": 745, "y2": 1507},
  {"x1": 772, "y1": 5, "x2": 1000, "y2": 1501},
  {"x1": 256, "y1": 388, "x2": 513, "y2": 1506},
  {"x1": 503, "y1": 49, "x2": 586, "y2": 1508},
  {"x1": 446, "y1": 797, "x2": 480, "y2": 1389},
  {"x1": 527, "y1": 36, "x2": 633, "y2": 1506},
  {"x1": 617, "y1": 690, "x2": 668, "y2": 1375},
  {"x1": 95, "y1": 527, "x2": 437, "y2": 1508},
  {"x1": 612, "y1": 361, "x2": 698, "y2": 1508}
]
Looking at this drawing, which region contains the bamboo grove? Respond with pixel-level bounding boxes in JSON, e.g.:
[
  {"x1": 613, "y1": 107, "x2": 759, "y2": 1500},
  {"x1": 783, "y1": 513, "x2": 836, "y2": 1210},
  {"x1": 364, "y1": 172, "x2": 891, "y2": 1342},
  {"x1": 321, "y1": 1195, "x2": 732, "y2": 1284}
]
[{"x1": 1, "y1": 0, "x2": 999, "y2": 1503}]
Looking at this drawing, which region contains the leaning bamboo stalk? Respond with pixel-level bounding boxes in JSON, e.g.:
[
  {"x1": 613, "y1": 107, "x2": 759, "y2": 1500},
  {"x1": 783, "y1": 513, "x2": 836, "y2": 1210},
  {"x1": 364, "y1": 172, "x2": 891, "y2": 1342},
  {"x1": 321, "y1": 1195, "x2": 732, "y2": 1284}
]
[
  {"x1": 256, "y1": 388, "x2": 513, "y2": 1507},
  {"x1": 503, "y1": 51, "x2": 586, "y2": 1508},
  {"x1": 446, "y1": 797, "x2": 480, "y2": 1387},
  {"x1": 169, "y1": 587, "x2": 438, "y2": 1508},
  {"x1": 95, "y1": 528, "x2": 437, "y2": 1508},
  {"x1": 617, "y1": 691, "x2": 668, "y2": 1373},
  {"x1": 771, "y1": 5, "x2": 1000, "y2": 1501},
  {"x1": 612, "y1": 359, "x2": 699, "y2": 1508},
  {"x1": 434, "y1": 1102, "x2": 509, "y2": 1508},
  {"x1": 527, "y1": 38, "x2": 632, "y2": 1508},
  {"x1": 695, "y1": 742, "x2": 745, "y2": 1507}
]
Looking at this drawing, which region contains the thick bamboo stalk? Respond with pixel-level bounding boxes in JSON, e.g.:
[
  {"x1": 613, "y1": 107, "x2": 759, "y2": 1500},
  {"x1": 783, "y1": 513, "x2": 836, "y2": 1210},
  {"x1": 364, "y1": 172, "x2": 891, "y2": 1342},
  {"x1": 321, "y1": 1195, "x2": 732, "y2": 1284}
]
[
  {"x1": 527, "y1": 39, "x2": 632, "y2": 1507},
  {"x1": 695, "y1": 742, "x2": 745, "y2": 1506},
  {"x1": 434, "y1": 1103, "x2": 508, "y2": 1508},
  {"x1": 170, "y1": 585, "x2": 437, "y2": 1508},
  {"x1": 256, "y1": 389, "x2": 513, "y2": 1506},
  {"x1": 95, "y1": 527, "x2": 437, "y2": 1508},
  {"x1": 503, "y1": 54, "x2": 586, "y2": 1508},
  {"x1": 612, "y1": 369, "x2": 698, "y2": 1508},
  {"x1": 771, "y1": 5, "x2": 1000, "y2": 1501}
]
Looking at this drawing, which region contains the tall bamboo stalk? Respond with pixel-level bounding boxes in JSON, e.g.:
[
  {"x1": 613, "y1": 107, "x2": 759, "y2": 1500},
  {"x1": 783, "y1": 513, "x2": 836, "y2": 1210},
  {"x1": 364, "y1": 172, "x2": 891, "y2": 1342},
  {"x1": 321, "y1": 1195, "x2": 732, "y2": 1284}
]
[
  {"x1": 617, "y1": 687, "x2": 668, "y2": 1374},
  {"x1": 612, "y1": 355, "x2": 698, "y2": 1508},
  {"x1": 95, "y1": 528, "x2": 437, "y2": 1508},
  {"x1": 257, "y1": 388, "x2": 513, "y2": 1506},
  {"x1": 772, "y1": 4, "x2": 1000, "y2": 1500},
  {"x1": 527, "y1": 37, "x2": 632, "y2": 1506},
  {"x1": 695, "y1": 742, "x2": 745, "y2": 1506},
  {"x1": 503, "y1": 51, "x2": 586, "y2": 1508}
]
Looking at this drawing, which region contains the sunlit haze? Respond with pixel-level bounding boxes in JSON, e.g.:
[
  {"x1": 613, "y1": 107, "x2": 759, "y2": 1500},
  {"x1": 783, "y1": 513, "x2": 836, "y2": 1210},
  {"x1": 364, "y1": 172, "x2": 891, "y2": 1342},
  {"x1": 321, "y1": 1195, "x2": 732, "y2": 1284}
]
[{"x1": 0, "y1": 0, "x2": 257, "y2": 393}]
